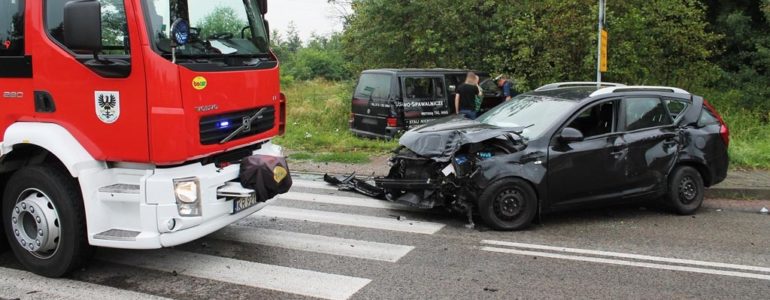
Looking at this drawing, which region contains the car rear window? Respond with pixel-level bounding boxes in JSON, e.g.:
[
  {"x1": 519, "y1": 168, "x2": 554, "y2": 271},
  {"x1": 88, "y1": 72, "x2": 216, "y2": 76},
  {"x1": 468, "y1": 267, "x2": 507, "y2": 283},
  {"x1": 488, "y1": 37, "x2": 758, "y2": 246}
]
[
  {"x1": 354, "y1": 74, "x2": 392, "y2": 100},
  {"x1": 664, "y1": 99, "x2": 689, "y2": 121},
  {"x1": 698, "y1": 108, "x2": 720, "y2": 127}
]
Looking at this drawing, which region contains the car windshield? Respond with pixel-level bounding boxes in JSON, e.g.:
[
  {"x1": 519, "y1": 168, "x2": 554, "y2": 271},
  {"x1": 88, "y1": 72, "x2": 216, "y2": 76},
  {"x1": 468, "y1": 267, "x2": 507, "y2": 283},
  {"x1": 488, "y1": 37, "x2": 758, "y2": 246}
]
[
  {"x1": 143, "y1": 0, "x2": 269, "y2": 59},
  {"x1": 477, "y1": 95, "x2": 578, "y2": 139}
]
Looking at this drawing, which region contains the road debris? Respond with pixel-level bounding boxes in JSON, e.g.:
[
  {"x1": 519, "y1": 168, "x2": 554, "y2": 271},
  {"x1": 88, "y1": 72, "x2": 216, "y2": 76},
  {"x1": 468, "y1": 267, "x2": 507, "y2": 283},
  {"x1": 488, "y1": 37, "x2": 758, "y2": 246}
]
[{"x1": 760, "y1": 207, "x2": 769, "y2": 214}]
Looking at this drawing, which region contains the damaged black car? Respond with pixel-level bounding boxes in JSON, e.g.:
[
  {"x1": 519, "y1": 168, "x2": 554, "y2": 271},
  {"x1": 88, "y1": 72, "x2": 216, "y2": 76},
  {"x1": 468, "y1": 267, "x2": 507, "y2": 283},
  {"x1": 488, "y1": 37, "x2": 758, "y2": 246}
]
[{"x1": 328, "y1": 83, "x2": 730, "y2": 231}]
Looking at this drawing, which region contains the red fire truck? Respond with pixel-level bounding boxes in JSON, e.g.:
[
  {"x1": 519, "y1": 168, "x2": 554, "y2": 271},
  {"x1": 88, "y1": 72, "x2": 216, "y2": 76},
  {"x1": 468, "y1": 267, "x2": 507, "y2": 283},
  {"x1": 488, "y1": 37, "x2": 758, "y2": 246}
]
[{"x1": 0, "y1": 0, "x2": 287, "y2": 277}]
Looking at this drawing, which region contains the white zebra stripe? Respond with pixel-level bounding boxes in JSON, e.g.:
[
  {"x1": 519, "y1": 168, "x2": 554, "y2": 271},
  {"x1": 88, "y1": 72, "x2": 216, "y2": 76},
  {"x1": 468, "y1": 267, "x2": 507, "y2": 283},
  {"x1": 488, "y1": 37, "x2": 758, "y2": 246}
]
[{"x1": 214, "y1": 226, "x2": 414, "y2": 262}]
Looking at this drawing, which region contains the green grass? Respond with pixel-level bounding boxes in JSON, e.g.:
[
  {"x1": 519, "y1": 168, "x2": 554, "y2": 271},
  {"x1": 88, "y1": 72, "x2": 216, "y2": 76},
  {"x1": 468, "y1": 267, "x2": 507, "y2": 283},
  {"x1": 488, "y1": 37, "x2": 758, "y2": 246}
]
[
  {"x1": 699, "y1": 88, "x2": 770, "y2": 169},
  {"x1": 718, "y1": 108, "x2": 770, "y2": 169},
  {"x1": 274, "y1": 79, "x2": 398, "y2": 164}
]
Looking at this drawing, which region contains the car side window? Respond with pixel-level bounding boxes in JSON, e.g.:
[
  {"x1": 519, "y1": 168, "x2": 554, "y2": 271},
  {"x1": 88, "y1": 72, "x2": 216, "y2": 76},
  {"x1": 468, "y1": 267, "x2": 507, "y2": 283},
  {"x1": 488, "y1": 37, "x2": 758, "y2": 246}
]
[
  {"x1": 566, "y1": 100, "x2": 617, "y2": 138},
  {"x1": 0, "y1": 0, "x2": 24, "y2": 57},
  {"x1": 624, "y1": 97, "x2": 673, "y2": 131},
  {"x1": 46, "y1": 0, "x2": 130, "y2": 55},
  {"x1": 664, "y1": 98, "x2": 689, "y2": 121}
]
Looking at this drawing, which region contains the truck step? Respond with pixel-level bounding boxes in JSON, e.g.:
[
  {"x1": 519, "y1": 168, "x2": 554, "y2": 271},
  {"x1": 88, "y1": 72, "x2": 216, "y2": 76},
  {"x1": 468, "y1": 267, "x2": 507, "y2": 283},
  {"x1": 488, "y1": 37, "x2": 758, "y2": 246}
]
[
  {"x1": 99, "y1": 184, "x2": 140, "y2": 194},
  {"x1": 93, "y1": 229, "x2": 141, "y2": 241},
  {"x1": 98, "y1": 184, "x2": 141, "y2": 203}
]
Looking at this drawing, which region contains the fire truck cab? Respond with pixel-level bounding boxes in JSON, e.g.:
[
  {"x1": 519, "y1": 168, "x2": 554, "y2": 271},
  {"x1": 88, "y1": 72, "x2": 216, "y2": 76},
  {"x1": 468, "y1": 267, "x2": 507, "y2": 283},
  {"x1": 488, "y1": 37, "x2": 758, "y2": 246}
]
[{"x1": 0, "y1": 0, "x2": 286, "y2": 277}]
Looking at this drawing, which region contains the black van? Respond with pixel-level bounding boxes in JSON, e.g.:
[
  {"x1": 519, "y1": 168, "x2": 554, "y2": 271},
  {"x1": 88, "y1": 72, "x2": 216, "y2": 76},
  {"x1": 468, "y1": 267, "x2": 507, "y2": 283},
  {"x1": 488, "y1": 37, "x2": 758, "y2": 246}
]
[{"x1": 349, "y1": 69, "x2": 506, "y2": 139}]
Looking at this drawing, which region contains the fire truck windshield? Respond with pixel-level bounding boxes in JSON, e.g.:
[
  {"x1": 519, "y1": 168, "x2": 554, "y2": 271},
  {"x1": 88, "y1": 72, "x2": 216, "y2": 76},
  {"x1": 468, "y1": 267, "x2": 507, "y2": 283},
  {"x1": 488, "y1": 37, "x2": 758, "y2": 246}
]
[{"x1": 143, "y1": 0, "x2": 270, "y2": 60}]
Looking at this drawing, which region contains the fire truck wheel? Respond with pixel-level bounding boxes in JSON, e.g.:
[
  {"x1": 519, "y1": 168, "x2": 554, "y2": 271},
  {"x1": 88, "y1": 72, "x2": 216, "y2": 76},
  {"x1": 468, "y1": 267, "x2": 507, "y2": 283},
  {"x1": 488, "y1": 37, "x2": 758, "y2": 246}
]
[{"x1": 2, "y1": 165, "x2": 92, "y2": 278}]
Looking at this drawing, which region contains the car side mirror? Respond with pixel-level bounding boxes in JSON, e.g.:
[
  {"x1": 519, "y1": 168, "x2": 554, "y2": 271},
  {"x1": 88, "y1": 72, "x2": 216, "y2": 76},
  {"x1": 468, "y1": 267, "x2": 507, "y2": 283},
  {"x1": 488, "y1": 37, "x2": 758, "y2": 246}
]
[
  {"x1": 63, "y1": 0, "x2": 102, "y2": 53},
  {"x1": 558, "y1": 127, "x2": 584, "y2": 143}
]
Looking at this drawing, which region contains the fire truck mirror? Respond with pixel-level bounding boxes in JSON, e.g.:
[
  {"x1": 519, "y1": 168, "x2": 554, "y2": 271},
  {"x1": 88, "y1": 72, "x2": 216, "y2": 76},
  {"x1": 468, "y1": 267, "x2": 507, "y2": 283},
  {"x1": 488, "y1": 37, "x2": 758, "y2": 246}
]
[
  {"x1": 63, "y1": 0, "x2": 103, "y2": 53},
  {"x1": 258, "y1": 0, "x2": 268, "y2": 15}
]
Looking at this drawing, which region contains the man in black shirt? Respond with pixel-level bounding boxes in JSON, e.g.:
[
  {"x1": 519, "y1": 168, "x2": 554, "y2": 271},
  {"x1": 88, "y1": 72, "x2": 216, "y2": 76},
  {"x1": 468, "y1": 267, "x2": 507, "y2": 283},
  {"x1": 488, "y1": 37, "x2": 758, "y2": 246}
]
[{"x1": 455, "y1": 72, "x2": 480, "y2": 119}]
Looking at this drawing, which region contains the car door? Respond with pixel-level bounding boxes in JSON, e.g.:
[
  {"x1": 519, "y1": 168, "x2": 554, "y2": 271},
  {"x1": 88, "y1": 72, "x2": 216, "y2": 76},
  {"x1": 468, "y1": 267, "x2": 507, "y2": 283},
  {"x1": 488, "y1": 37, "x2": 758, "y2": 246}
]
[
  {"x1": 0, "y1": 0, "x2": 33, "y2": 132},
  {"x1": 620, "y1": 96, "x2": 679, "y2": 197},
  {"x1": 548, "y1": 99, "x2": 628, "y2": 207},
  {"x1": 400, "y1": 76, "x2": 448, "y2": 128}
]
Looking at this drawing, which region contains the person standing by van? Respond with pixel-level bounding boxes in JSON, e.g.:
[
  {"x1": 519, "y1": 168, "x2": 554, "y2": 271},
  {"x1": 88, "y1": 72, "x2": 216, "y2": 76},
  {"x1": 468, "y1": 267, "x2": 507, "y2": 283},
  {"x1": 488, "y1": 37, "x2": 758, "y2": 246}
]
[
  {"x1": 496, "y1": 75, "x2": 516, "y2": 101},
  {"x1": 455, "y1": 72, "x2": 481, "y2": 119}
]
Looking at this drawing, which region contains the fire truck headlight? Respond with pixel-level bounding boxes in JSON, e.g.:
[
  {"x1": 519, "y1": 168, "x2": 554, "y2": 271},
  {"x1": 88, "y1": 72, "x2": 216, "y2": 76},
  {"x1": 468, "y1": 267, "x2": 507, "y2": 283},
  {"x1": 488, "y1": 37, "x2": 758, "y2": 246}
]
[{"x1": 174, "y1": 178, "x2": 201, "y2": 216}]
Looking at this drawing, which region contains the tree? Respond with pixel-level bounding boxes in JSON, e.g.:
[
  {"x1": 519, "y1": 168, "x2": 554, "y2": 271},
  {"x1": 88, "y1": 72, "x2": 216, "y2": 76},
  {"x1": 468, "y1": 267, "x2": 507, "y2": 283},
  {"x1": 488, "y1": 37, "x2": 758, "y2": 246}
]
[
  {"x1": 341, "y1": 0, "x2": 720, "y2": 91},
  {"x1": 197, "y1": 7, "x2": 247, "y2": 39}
]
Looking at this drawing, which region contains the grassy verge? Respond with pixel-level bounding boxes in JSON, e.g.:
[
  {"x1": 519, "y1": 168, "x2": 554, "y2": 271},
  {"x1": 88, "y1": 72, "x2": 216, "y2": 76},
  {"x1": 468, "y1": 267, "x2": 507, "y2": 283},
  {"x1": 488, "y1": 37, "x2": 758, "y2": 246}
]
[
  {"x1": 704, "y1": 89, "x2": 770, "y2": 169},
  {"x1": 275, "y1": 79, "x2": 398, "y2": 164}
]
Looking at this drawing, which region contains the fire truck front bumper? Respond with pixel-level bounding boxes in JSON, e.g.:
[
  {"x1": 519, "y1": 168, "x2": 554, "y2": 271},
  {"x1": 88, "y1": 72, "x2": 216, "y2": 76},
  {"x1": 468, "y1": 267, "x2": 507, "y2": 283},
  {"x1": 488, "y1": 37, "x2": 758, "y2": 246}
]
[{"x1": 85, "y1": 143, "x2": 285, "y2": 249}]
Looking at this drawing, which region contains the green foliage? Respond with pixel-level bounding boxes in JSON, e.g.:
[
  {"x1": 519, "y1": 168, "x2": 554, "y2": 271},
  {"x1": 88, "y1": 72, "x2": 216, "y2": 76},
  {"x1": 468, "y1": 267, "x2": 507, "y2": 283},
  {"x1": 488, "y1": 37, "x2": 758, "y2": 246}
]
[
  {"x1": 702, "y1": 0, "x2": 770, "y2": 113},
  {"x1": 274, "y1": 80, "x2": 398, "y2": 161},
  {"x1": 341, "y1": 0, "x2": 721, "y2": 91},
  {"x1": 271, "y1": 23, "x2": 352, "y2": 82},
  {"x1": 197, "y1": 7, "x2": 247, "y2": 39}
]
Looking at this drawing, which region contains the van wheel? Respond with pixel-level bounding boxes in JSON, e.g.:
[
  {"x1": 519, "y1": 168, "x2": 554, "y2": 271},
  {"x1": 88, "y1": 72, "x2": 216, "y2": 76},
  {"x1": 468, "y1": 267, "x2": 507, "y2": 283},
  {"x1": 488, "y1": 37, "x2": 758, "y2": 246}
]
[
  {"x1": 2, "y1": 166, "x2": 91, "y2": 277},
  {"x1": 665, "y1": 166, "x2": 705, "y2": 215},
  {"x1": 478, "y1": 178, "x2": 537, "y2": 231}
]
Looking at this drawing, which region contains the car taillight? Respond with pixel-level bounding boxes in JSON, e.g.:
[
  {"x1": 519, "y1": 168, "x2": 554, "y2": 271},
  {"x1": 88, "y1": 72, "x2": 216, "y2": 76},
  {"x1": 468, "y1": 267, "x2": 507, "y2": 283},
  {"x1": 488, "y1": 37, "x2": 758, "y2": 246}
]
[
  {"x1": 278, "y1": 93, "x2": 286, "y2": 136},
  {"x1": 387, "y1": 117, "x2": 398, "y2": 128},
  {"x1": 704, "y1": 100, "x2": 729, "y2": 146}
]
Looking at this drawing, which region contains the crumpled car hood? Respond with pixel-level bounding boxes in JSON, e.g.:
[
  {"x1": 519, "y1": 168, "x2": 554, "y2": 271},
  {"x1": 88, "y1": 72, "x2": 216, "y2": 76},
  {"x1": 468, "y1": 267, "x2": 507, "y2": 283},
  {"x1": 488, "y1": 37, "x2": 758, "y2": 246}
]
[{"x1": 399, "y1": 116, "x2": 524, "y2": 161}]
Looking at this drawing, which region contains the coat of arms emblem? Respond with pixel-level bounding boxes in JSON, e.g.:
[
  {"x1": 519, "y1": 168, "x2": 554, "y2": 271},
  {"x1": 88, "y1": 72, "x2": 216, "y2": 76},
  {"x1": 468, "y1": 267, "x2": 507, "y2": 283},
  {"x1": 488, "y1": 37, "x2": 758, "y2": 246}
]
[{"x1": 95, "y1": 91, "x2": 120, "y2": 124}]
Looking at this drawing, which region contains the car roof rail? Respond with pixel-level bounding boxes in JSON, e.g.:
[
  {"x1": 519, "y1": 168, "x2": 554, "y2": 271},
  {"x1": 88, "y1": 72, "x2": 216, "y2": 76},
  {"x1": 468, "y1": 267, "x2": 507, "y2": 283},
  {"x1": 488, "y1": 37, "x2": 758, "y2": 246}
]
[
  {"x1": 590, "y1": 86, "x2": 691, "y2": 97},
  {"x1": 535, "y1": 82, "x2": 626, "y2": 91}
]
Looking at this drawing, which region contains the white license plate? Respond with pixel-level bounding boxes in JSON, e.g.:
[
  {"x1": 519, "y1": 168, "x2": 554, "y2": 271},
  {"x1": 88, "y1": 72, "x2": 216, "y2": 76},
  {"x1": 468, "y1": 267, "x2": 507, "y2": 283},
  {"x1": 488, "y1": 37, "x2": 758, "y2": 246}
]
[{"x1": 232, "y1": 194, "x2": 258, "y2": 214}]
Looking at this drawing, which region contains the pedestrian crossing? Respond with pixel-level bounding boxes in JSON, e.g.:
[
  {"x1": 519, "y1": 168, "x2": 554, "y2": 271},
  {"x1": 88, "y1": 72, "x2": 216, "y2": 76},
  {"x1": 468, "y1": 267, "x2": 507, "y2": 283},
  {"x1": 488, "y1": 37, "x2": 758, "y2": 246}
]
[{"x1": 0, "y1": 178, "x2": 448, "y2": 300}]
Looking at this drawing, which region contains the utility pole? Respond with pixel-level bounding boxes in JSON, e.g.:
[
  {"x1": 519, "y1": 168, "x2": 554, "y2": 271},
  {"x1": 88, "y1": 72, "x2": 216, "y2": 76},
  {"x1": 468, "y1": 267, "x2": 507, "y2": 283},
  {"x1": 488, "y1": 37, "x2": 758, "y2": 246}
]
[{"x1": 596, "y1": 0, "x2": 606, "y2": 88}]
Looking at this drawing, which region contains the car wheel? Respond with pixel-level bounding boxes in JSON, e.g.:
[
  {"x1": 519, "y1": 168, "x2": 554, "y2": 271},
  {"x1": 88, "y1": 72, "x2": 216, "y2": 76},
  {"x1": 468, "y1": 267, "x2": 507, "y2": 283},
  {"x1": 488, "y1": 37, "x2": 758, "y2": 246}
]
[
  {"x1": 665, "y1": 166, "x2": 705, "y2": 215},
  {"x1": 478, "y1": 178, "x2": 537, "y2": 231},
  {"x1": 2, "y1": 166, "x2": 92, "y2": 277}
]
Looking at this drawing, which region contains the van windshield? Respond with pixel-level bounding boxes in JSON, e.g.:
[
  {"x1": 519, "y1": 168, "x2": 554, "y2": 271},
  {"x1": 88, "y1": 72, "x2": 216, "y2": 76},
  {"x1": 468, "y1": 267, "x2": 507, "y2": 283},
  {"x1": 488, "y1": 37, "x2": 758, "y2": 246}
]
[
  {"x1": 355, "y1": 74, "x2": 392, "y2": 100},
  {"x1": 143, "y1": 0, "x2": 270, "y2": 60}
]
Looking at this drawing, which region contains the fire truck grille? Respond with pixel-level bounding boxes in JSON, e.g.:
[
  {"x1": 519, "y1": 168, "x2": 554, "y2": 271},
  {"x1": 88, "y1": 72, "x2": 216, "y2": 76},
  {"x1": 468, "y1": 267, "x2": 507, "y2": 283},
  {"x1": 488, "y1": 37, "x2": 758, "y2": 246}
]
[{"x1": 199, "y1": 106, "x2": 276, "y2": 145}]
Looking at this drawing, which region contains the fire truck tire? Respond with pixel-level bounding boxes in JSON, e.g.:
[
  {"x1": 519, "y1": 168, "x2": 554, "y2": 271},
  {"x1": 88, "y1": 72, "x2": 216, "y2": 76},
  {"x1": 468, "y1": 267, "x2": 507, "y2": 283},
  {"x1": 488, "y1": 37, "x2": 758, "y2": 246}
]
[{"x1": 2, "y1": 165, "x2": 92, "y2": 278}]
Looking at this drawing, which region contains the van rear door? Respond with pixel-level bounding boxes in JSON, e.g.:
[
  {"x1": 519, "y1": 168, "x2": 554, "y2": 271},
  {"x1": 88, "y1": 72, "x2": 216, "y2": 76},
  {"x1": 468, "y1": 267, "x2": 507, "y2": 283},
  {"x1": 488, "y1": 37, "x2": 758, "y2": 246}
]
[
  {"x1": 350, "y1": 73, "x2": 395, "y2": 137},
  {"x1": 400, "y1": 76, "x2": 449, "y2": 128}
]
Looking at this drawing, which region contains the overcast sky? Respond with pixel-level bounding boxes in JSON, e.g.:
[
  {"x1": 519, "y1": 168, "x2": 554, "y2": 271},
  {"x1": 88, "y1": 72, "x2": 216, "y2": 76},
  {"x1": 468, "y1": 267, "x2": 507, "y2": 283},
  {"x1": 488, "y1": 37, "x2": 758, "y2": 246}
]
[{"x1": 267, "y1": 0, "x2": 350, "y2": 42}]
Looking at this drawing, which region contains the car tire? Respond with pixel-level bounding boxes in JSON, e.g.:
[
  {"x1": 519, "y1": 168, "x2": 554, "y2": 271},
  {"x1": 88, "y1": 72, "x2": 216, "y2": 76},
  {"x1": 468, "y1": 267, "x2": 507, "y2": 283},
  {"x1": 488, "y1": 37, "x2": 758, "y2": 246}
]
[
  {"x1": 664, "y1": 166, "x2": 705, "y2": 215},
  {"x1": 2, "y1": 166, "x2": 92, "y2": 277},
  {"x1": 478, "y1": 178, "x2": 538, "y2": 231}
]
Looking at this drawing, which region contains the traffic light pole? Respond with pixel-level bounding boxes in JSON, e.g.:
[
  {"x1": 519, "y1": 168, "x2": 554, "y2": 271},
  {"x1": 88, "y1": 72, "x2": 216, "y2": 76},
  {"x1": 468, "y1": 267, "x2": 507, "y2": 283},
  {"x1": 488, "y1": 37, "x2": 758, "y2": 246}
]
[{"x1": 596, "y1": 0, "x2": 606, "y2": 88}]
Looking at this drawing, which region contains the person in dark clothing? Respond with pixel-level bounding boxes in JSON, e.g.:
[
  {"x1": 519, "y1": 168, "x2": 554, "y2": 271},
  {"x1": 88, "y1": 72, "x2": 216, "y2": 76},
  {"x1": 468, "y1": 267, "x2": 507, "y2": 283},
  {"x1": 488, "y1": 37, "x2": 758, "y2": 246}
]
[{"x1": 455, "y1": 72, "x2": 481, "y2": 119}]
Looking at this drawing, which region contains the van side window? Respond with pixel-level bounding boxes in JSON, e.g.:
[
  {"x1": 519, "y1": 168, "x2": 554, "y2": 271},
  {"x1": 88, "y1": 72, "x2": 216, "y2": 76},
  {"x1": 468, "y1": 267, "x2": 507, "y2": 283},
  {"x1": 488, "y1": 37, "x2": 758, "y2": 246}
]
[
  {"x1": 0, "y1": 0, "x2": 24, "y2": 57},
  {"x1": 624, "y1": 97, "x2": 673, "y2": 131},
  {"x1": 354, "y1": 74, "x2": 391, "y2": 100},
  {"x1": 46, "y1": 0, "x2": 130, "y2": 55},
  {"x1": 404, "y1": 77, "x2": 434, "y2": 99}
]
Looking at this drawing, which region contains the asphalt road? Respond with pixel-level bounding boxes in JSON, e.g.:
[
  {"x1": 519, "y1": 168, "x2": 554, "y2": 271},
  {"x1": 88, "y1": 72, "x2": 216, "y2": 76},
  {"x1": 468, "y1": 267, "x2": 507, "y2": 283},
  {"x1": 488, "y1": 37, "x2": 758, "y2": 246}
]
[{"x1": 1, "y1": 177, "x2": 769, "y2": 300}]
